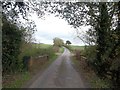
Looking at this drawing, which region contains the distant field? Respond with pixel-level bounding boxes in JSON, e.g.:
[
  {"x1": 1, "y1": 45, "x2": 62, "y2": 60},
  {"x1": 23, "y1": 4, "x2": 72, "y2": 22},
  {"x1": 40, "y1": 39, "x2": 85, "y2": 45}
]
[
  {"x1": 34, "y1": 44, "x2": 85, "y2": 51},
  {"x1": 34, "y1": 43, "x2": 53, "y2": 49},
  {"x1": 19, "y1": 43, "x2": 54, "y2": 58},
  {"x1": 71, "y1": 45, "x2": 85, "y2": 51}
]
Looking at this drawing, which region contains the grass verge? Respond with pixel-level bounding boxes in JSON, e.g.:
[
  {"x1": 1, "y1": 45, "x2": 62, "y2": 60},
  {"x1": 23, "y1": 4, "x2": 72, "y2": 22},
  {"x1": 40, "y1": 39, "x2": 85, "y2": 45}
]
[
  {"x1": 59, "y1": 47, "x2": 64, "y2": 53},
  {"x1": 3, "y1": 72, "x2": 31, "y2": 88},
  {"x1": 72, "y1": 56, "x2": 111, "y2": 88}
]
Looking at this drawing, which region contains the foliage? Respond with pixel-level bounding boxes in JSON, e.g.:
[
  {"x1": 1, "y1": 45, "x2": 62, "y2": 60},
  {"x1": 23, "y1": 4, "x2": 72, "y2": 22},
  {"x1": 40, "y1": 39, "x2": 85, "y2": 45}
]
[
  {"x1": 18, "y1": 43, "x2": 55, "y2": 70},
  {"x1": 66, "y1": 40, "x2": 71, "y2": 45},
  {"x1": 2, "y1": 1, "x2": 37, "y2": 37},
  {"x1": 53, "y1": 37, "x2": 64, "y2": 47},
  {"x1": 72, "y1": 56, "x2": 111, "y2": 88},
  {"x1": 2, "y1": 15, "x2": 24, "y2": 73},
  {"x1": 2, "y1": 1, "x2": 37, "y2": 73},
  {"x1": 2, "y1": 1, "x2": 28, "y2": 20},
  {"x1": 84, "y1": 46, "x2": 97, "y2": 66},
  {"x1": 19, "y1": 43, "x2": 54, "y2": 58},
  {"x1": 3, "y1": 72, "x2": 31, "y2": 88},
  {"x1": 84, "y1": 2, "x2": 120, "y2": 87},
  {"x1": 59, "y1": 47, "x2": 64, "y2": 53}
]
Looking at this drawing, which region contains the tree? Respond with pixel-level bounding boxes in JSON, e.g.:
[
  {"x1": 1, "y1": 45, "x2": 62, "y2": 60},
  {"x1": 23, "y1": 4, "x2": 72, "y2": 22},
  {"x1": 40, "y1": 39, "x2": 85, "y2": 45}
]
[
  {"x1": 1, "y1": 1, "x2": 47, "y2": 73},
  {"x1": 66, "y1": 40, "x2": 71, "y2": 45},
  {"x1": 2, "y1": 1, "x2": 37, "y2": 37},
  {"x1": 2, "y1": 15, "x2": 24, "y2": 73},
  {"x1": 53, "y1": 37, "x2": 64, "y2": 47}
]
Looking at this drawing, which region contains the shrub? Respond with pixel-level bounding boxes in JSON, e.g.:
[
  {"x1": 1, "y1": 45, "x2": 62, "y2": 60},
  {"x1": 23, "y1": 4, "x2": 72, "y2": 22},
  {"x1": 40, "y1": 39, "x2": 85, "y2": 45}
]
[
  {"x1": 84, "y1": 46, "x2": 97, "y2": 70},
  {"x1": 2, "y1": 15, "x2": 23, "y2": 73}
]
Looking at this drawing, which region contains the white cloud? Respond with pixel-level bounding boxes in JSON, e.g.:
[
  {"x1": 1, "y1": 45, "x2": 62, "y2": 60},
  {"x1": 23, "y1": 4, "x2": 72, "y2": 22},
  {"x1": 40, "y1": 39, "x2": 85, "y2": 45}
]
[{"x1": 30, "y1": 13, "x2": 90, "y2": 46}]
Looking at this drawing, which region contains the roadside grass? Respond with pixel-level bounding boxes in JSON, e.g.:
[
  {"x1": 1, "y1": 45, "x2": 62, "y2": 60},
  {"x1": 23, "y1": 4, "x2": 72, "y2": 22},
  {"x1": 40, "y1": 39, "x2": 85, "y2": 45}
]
[
  {"x1": 72, "y1": 56, "x2": 111, "y2": 88},
  {"x1": 59, "y1": 47, "x2": 64, "y2": 53},
  {"x1": 34, "y1": 43, "x2": 52, "y2": 49},
  {"x1": 71, "y1": 45, "x2": 111, "y2": 88},
  {"x1": 2, "y1": 44, "x2": 59, "y2": 88},
  {"x1": 90, "y1": 77, "x2": 111, "y2": 88},
  {"x1": 3, "y1": 72, "x2": 31, "y2": 88}
]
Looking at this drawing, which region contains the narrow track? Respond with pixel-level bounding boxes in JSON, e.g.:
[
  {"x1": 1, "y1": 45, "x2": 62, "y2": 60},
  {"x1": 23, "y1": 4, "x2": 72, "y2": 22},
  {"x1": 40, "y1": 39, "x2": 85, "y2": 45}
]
[{"x1": 27, "y1": 47, "x2": 85, "y2": 88}]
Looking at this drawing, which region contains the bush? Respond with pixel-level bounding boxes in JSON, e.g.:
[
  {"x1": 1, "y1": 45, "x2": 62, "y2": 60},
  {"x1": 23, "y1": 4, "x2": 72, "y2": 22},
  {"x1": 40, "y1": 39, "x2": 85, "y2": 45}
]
[
  {"x1": 2, "y1": 15, "x2": 23, "y2": 73},
  {"x1": 18, "y1": 44, "x2": 55, "y2": 71},
  {"x1": 84, "y1": 46, "x2": 97, "y2": 70}
]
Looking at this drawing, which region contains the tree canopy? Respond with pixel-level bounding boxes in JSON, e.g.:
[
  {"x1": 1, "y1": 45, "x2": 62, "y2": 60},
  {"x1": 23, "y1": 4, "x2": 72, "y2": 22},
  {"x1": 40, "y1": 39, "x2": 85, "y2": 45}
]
[
  {"x1": 66, "y1": 40, "x2": 71, "y2": 45},
  {"x1": 53, "y1": 37, "x2": 64, "y2": 47}
]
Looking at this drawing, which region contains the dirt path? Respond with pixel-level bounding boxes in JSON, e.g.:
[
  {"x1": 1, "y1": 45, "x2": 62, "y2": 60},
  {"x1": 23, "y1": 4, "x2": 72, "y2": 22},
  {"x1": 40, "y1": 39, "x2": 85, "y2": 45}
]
[{"x1": 26, "y1": 47, "x2": 86, "y2": 88}]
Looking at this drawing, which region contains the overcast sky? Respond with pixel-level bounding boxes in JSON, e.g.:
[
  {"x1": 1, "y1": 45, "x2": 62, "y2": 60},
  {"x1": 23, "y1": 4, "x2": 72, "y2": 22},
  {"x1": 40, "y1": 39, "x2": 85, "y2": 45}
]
[{"x1": 29, "y1": 13, "x2": 90, "y2": 46}]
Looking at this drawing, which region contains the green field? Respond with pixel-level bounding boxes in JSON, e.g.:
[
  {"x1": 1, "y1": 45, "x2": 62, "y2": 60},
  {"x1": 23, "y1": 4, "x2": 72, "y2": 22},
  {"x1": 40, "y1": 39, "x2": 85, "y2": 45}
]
[
  {"x1": 34, "y1": 43, "x2": 52, "y2": 49},
  {"x1": 19, "y1": 43, "x2": 53, "y2": 58},
  {"x1": 71, "y1": 45, "x2": 85, "y2": 51}
]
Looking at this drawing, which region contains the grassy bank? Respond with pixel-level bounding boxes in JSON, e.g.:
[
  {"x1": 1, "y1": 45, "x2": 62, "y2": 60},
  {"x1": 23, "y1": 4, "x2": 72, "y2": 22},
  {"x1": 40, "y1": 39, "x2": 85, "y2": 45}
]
[
  {"x1": 70, "y1": 45, "x2": 111, "y2": 88},
  {"x1": 59, "y1": 47, "x2": 64, "y2": 53},
  {"x1": 72, "y1": 54, "x2": 111, "y2": 88},
  {"x1": 3, "y1": 72, "x2": 31, "y2": 88}
]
